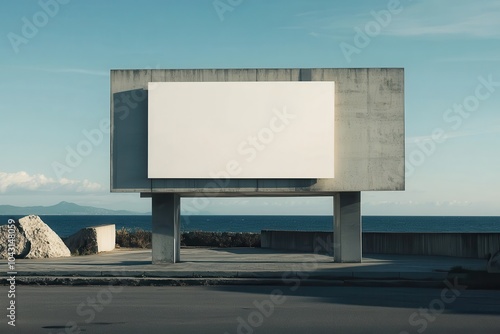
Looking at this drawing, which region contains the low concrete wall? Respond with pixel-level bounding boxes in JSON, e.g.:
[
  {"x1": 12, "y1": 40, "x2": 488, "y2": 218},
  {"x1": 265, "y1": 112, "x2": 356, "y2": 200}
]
[
  {"x1": 261, "y1": 231, "x2": 333, "y2": 255},
  {"x1": 93, "y1": 224, "x2": 116, "y2": 252},
  {"x1": 261, "y1": 231, "x2": 500, "y2": 259}
]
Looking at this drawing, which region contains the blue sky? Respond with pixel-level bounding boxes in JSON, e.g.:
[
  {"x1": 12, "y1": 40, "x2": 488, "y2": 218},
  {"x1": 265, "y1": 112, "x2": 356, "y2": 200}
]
[{"x1": 0, "y1": 0, "x2": 499, "y2": 215}]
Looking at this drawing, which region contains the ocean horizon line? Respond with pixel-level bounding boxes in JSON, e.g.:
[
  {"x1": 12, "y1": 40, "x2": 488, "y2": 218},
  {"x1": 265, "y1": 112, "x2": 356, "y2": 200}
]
[{"x1": 2, "y1": 215, "x2": 499, "y2": 238}]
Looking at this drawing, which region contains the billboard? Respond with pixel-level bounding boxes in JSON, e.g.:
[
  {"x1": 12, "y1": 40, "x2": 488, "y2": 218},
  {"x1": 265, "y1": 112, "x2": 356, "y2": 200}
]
[
  {"x1": 111, "y1": 68, "x2": 405, "y2": 193},
  {"x1": 148, "y1": 81, "x2": 335, "y2": 179}
]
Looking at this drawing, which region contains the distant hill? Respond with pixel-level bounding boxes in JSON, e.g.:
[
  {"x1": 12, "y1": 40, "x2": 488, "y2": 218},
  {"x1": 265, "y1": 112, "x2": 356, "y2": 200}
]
[{"x1": 0, "y1": 201, "x2": 147, "y2": 215}]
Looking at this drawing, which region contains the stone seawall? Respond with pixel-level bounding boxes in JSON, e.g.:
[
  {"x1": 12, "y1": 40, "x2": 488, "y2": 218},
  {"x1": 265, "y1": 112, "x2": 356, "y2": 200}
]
[{"x1": 261, "y1": 230, "x2": 500, "y2": 259}]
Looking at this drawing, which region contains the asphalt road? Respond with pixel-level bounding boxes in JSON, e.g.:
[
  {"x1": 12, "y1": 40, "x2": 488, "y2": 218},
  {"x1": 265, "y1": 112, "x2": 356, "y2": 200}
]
[{"x1": 1, "y1": 285, "x2": 499, "y2": 333}]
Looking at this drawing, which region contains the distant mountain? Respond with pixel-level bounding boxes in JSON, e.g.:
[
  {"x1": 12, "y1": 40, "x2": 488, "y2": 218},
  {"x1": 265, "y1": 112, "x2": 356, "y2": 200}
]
[{"x1": 0, "y1": 201, "x2": 147, "y2": 215}]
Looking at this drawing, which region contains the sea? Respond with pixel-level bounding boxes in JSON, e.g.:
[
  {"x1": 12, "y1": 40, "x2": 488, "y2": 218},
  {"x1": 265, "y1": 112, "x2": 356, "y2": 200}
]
[{"x1": 2, "y1": 215, "x2": 500, "y2": 238}]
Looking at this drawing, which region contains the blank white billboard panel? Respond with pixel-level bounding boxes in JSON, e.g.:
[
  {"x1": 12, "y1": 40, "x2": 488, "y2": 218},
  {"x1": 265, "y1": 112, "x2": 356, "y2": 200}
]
[{"x1": 148, "y1": 81, "x2": 335, "y2": 179}]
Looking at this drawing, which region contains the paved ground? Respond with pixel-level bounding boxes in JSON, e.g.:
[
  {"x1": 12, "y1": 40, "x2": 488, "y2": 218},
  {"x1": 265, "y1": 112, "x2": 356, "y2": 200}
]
[
  {"x1": 2, "y1": 248, "x2": 497, "y2": 332},
  {"x1": 0, "y1": 248, "x2": 491, "y2": 285},
  {"x1": 1, "y1": 285, "x2": 500, "y2": 333}
]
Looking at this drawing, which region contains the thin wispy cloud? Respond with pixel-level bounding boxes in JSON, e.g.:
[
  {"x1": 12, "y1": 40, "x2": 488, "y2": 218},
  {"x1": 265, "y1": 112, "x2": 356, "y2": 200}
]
[
  {"x1": 278, "y1": 25, "x2": 309, "y2": 30},
  {"x1": 0, "y1": 171, "x2": 103, "y2": 194},
  {"x1": 13, "y1": 66, "x2": 109, "y2": 77},
  {"x1": 290, "y1": 0, "x2": 500, "y2": 40},
  {"x1": 47, "y1": 68, "x2": 109, "y2": 76},
  {"x1": 386, "y1": 14, "x2": 500, "y2": 38},
  {"x1": 278, "y1": 7, "x2": 355, "y2": 40},
  {"x1": 385, "y1": 0, "x2": 500, "y2": 38},
  {"x1": 435, "y1": 55, "x2": 500, "y2": 63},
  {"x1": 294, "y1": 10, "x2": 324, "y2": 18},
  {"x1": 407, "y1": 126, "x2": 500, "y2": 145}
]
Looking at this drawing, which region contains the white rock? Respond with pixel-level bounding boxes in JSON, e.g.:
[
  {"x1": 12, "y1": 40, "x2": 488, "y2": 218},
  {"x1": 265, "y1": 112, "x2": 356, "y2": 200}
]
[
  {"x1": 0, "y1": 223, "x2": 28, "y2": 259},
  {"x1": 17, "y1": 215, "x2": 71, "y2": 258}
]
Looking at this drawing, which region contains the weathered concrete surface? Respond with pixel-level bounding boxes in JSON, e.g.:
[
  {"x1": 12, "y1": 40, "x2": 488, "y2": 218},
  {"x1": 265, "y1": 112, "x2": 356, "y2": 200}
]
[
  {"x1": 17, "y1": 215, "x2": 70, "y2": 258},
  {"x1": 111, "y1": 68, "x2": 404, "y2": 194},
  {"x1": 65, "y1": 224, "x2": 116, "y2": 255},
  {"x1": 487, "y1": 250, "x2": 500, "y2": 273},
  {"x1": 334, "y1": 192, "x2": 361, "y2": 263},
  {"x1": 152, "y1": 194, "x2": 180, "y2": 264},
  {"x1": 0, "y1": 224, "x2": 27, "y2": 259},
  {"x1": 262, "y1": 231, "x2": 500, "y2": 259}
]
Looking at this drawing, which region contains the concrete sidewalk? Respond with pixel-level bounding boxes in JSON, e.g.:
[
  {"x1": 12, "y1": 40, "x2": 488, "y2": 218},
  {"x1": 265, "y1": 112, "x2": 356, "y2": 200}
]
[{"x1": 1, "y1": 248, "x2": 496, "y2": 288}]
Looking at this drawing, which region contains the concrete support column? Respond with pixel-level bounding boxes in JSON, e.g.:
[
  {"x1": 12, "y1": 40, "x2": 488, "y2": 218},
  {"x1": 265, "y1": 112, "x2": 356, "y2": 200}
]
[
  {"x1": 334, "y1": 192, "x2": 362, "y2": 263},
  {"x1": 152, "y1": 193, "x2": 181, "y2": 264}
]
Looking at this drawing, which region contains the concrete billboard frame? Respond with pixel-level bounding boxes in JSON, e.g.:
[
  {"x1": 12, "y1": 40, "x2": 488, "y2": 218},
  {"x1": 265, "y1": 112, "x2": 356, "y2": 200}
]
[{"x1": 110, "y1": 68, "x2": 405, "y2": 264}]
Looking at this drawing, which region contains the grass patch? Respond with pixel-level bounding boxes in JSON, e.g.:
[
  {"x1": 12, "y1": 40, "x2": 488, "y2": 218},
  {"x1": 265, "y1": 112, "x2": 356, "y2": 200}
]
[{"x1": 116, "y1": 228, "x2": 152, "y2": 248}]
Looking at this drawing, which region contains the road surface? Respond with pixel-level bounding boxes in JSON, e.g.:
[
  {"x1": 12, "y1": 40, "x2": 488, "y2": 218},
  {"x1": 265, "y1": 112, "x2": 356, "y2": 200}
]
[{"x1": 1, "y1": 285, "x2": 499, "y2": 333}]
